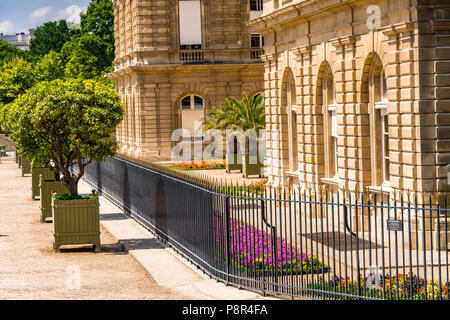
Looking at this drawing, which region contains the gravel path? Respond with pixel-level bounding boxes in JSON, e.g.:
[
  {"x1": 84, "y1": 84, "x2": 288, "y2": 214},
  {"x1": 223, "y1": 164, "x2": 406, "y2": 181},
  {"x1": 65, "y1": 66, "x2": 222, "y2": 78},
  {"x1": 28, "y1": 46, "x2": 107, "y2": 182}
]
[{"x1": 0, "y1": 160, "x2": 190, "y2": 300}]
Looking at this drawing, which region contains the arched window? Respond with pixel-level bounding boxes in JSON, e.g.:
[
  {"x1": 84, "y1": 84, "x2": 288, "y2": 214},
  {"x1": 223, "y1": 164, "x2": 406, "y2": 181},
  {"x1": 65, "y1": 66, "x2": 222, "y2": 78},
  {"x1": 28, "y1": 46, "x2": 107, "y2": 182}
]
[
  {"x1": 323, "y1": 68, "x2": 338, "y2": 178},
  {"x1": 287, "y1": 78, "x2": 298, "y2": 171},
  {"x1": 180, "y1": 94, "x2": 205, "y2": 141},
  {"x1": 372, "y1": 67, "x2": 389, "y2": 185}
]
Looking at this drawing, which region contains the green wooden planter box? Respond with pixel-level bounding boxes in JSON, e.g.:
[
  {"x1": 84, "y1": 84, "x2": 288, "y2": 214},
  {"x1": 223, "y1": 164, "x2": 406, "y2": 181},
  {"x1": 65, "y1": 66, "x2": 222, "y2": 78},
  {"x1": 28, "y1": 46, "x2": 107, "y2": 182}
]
[
  {"x1": 18, "y1": 156, "x2": 21, "y2": 167},
  {"x1": 226, "y1": 152, "x2": 243, "y2": 173},
  {"x1": 39, "y1": 176, "x2": 68, "y2": 223},
  {"x1": 21, "y1": 158, "x2": 31, "y2": 176},
  {"x1": 52, "y1": 196, "x2": 101, "y2": 252},
  {"x1": 32, "y1": 167, "x2": 55, "y2": 200},
  {"x1": 242, "y1": 153, "x2": 263, "y2": 178}
]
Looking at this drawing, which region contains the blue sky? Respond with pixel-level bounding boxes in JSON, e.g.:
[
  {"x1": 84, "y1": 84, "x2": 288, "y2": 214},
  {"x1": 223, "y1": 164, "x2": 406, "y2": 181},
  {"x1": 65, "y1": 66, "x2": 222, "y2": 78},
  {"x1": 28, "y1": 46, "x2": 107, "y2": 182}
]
[{"x1": 0, "y1": 0, "x2": 92, "y2": 34}]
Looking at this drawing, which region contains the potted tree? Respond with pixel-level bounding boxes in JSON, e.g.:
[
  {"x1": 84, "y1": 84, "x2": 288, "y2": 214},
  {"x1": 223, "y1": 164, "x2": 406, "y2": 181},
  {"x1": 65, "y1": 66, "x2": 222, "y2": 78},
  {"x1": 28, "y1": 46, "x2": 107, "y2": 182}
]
[
  {"x1": 0, "y1": 57, "x2": 35, "y2": 176},
  {"x1": 39, "y1": 174, "x2": 68, "y2": 223},
  {"x1": 226, "y1": 136, "x2": 243, "y2": 173},
  {"x1": 21, "y1": 157, "x2": 31, "y2": 176},
  {"x1": 4, "y1": 78, "x2": 123, "y2": 251},
  {"x1": 31, "y1": 166, "x2": 55, "y2": 200},
  {"x1": 202, "y1": 93, "x2": 265, "y2": 177}
]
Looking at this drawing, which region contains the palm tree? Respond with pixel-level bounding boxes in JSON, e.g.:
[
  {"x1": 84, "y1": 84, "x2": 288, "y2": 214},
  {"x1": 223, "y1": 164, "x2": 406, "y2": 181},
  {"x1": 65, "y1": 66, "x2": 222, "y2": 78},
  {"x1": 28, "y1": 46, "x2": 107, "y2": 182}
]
[{"x1": 202, "y1": 93, "x2": 265, "y2": 133}]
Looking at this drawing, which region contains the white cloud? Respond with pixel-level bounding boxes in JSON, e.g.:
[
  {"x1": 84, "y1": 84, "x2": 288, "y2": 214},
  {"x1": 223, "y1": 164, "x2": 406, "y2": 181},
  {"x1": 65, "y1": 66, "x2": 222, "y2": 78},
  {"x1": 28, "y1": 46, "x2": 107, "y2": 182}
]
[
  {"x1": 55, "y1": 5, "x2": 85, "y2": 24},
  {"x1": 28, "y1": 5, "x2": 86, "y2": 27},
  {"x1": 0, "y1": 20, "x2": 15, "y2": 34},
  {"x1": 28, "y1": 6, "x2": 53, "y2": 25}
]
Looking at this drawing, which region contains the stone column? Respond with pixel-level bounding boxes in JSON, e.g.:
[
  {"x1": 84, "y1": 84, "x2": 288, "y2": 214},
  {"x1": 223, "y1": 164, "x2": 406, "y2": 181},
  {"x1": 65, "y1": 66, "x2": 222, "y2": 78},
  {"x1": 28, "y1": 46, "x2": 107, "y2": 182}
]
[
  {"x1": 261, "y1": 53, "x2": 282, "y2": 187},
  {"x1": 293, "y1": 45, "x2": 318, "y2": 190}
]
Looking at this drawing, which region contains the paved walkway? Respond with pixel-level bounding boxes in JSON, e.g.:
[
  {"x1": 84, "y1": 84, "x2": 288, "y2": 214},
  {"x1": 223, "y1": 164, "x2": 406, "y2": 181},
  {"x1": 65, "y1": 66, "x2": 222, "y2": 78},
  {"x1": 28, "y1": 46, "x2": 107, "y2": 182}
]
[{"x1": 0, "y1": 158, "x2": 271, "y2": 300}]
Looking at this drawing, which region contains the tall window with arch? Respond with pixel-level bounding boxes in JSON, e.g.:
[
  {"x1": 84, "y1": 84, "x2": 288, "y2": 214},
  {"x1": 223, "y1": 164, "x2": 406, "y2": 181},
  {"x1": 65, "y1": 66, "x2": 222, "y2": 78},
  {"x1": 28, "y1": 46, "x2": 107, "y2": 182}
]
[
  {"x1": 286, "y1": 76, "x2": 298, "y2": 171},
  {"x1": 180, "y1": 94, "x2": 205, "y2": 141},
  {"x1": 373, "y1": 66, "x2": 389, "y2": 185},
  {"x1": 323, "y1": 68, "x2": 338, "y2": 179}
]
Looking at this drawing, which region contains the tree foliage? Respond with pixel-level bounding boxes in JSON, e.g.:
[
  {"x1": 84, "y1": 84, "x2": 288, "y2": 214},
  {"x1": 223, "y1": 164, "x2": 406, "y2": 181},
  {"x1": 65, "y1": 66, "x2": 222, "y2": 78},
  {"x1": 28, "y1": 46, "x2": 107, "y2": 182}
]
[
  {"x1": 33, "y1": 51, "x2": 65, "y2": 82},
  {"x1": 0, "y1": 39, "x2": 24, "y2": 66},
  {"x1": 28, "y1": 20, "x2": 72, "y2": 62},
  {"x1": 2, "y1": 79, "x2": 123, "y2": 195},
  {"x1": 61, "y1": 34, "x2": 111, "y2": 79},
  {"x1": 80, "y1": 0, "x2": 115, "y2": 67},
  {"x1": 0, "y1": 57, "x2": 34, "y2": 106},
  {"x1": 202, "y1": 93, "x2": 266, "y2": 133}
]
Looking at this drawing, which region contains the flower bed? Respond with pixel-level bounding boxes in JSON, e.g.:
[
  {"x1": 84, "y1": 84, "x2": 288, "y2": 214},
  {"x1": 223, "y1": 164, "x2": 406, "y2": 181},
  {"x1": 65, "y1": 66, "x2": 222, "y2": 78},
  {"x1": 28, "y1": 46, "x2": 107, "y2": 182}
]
[
  {"x1": 309, "y1": 274, "x2": 449, "y2": 300},
  {"x1": 221, "y1": 179, "x2": 268, "y2": 196},
  {"x1": 170, "y1": 159, "x2": 226, "y2": 170},
  {"x1": 215, "y1": 215, "x2": 328, "y2": 275}
]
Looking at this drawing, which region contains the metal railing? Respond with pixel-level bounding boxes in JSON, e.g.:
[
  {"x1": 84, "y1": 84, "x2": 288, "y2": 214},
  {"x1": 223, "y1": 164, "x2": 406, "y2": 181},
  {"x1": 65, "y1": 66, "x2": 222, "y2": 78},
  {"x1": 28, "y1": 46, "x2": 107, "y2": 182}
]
[{"x1": 79, "y1": 156, "x2": 449, "y2": 300}]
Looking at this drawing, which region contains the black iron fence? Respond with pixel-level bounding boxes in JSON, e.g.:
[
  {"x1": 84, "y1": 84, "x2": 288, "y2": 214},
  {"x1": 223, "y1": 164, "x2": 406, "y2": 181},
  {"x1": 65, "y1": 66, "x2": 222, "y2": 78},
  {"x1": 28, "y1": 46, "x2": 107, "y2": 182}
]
[{"x1": 79, "y1": 156, "x2": 449, "y2": 300}]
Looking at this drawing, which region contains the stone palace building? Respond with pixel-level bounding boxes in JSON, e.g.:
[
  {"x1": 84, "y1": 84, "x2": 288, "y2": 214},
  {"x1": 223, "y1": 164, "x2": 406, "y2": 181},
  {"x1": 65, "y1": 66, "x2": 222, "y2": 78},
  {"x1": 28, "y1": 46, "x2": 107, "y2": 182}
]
[
  {"x1": 249, "y1": 0, "x2": 450, "y2": 197},
  {"x1": 0, "y1": 29, "x2": 35, "y2": 51},
  {"x1": 111, "y1": 0, "x2": 265, "y2": 160}
]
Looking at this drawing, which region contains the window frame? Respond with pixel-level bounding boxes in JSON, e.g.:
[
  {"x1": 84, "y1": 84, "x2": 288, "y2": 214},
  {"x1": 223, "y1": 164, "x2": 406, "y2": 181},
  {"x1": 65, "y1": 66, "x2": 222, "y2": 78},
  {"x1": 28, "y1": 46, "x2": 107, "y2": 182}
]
[
  {"x1": 323, "y1": 70, "x2": 338, "y2": 179},
  {"x1": 178, "y1": 0, "x2": 203, "y2": 49},
  {"x1": 181, "y1": 94, "x2": 205, "y2": 110},
  {"x1": 180, "y1": 94, "x2": 205, "y2": 140},
  {"x1": 250, "y1": 33, "x2": 264, "y2": 49},
  {"x1": 371, "y1": 66, "x2": 390, "y2": 187},
  {"x1": 250, "y1": 0, "x2": 263, "y2": 11}
]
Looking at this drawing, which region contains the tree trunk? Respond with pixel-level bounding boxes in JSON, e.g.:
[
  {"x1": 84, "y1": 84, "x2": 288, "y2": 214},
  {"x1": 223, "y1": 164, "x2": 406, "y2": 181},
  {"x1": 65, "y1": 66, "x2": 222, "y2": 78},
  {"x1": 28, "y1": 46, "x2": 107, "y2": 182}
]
[
  {"x1": 61, "y1": 178, "x2": 78, "y2": 196},
  {"x1": 67, "y1": 181, "x2": 78, "y2": 196}
]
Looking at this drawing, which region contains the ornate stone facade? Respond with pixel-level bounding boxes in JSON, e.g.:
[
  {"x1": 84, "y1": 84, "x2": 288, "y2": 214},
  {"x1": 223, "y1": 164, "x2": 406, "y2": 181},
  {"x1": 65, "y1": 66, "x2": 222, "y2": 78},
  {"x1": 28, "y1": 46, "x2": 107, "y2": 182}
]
[
  {"x1": 112, "y1": 0, "x2": 265, "y2": 161},
  {"x1": 250, "y1": 0, "x2": 450, "y2": 196}
]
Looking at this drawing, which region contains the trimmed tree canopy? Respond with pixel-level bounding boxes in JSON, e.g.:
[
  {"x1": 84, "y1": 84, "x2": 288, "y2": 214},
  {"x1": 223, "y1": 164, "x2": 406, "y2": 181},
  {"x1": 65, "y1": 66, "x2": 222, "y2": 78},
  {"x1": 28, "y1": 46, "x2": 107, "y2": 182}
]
[
  {"x1": 0, "y1": 57, "x2": 34, "y2": 106},
  {"x1": 3, "y1": 78, "x2": 123, "y2": 195},
  {"x1": 33, "y1": 50, "x2": 65, "y2": 82}
]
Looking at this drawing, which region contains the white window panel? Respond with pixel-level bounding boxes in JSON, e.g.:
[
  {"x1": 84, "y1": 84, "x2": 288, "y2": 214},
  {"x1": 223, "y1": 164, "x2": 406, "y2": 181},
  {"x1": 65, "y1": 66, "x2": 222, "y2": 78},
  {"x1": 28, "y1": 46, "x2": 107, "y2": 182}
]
[
  {"x1": 179, "y1": 1, "x2": 202, "y2": 46},
  {"x1": 331, "y1": 111, "x2": 338, "y2": 138}
]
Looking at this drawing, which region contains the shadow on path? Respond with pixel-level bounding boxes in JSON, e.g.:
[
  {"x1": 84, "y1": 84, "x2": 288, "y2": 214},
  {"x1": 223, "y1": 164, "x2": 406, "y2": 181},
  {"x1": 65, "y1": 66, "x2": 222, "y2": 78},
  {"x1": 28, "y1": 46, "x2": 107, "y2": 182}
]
[{"x1": 119, "y1": 238, "x2": 163, "y2": 251}]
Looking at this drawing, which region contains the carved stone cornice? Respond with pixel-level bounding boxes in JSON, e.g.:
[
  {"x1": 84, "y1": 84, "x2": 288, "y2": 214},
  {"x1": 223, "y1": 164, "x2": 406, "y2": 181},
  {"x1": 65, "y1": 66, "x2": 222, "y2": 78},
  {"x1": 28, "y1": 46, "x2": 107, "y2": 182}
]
[
  {"x1": 293, "y1": 45, "x2": 312, "y2": 56},
  {"x1": 330, "y1": 35, "x2": 355, "y2": 48},
  {"x1": 261, "y1": 53, "x2": 279, "y2": 63},
  {"x1": 382, "y1": 22, "x2": 414, "y2": 36}
]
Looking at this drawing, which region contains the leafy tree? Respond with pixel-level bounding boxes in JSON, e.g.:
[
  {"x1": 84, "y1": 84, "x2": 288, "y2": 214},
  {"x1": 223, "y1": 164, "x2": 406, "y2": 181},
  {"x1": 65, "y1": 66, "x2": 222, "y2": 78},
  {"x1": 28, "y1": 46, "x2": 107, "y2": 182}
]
[
  {"x1": 3, "y1": 79, "x2": 123, "y2": 195},
  {"x1": 0, "y1": 57, "x2": 34, "y2": 106},
  {"x1": 33, "y1": 51, "x2": 65, "y2": 82},
  {"x1": 62, "y1": 33, "x2": 112, "y2": 79},
  {"x1": 202, "y1": 93, "x2": 266, "y2": 133},
  {"x1": 0, "y1": 39, "x2": 24, "y2": 66},
  {"x1": 28, "y1": 20, "x2": 72, "y2": 62},
  {"x1": 80, "y1": 0, "x2": 115, "y2": 66}
]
